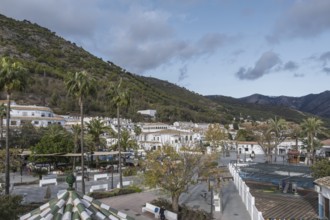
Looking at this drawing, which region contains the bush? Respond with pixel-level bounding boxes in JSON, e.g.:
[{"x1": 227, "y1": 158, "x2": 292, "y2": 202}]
[
  {"x1": 151, "y1": 198, "x2": 211, "y2": 220},
  {"x1": 88, "y1": 185, "x2": 142, "y2": 199},
  {"x1": 123, "y1": 167, "x2": 137, "y2": 177},
  {"x1": 0, "y1": 195, "x2": 23, "y2": 220}
]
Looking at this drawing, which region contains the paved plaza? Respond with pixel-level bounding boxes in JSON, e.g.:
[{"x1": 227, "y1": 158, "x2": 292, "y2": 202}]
[{"x1": 2, "y1": 164, "x2": 250, "y2": 220}]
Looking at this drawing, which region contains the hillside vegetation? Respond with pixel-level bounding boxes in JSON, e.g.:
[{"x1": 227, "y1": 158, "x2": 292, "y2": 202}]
[{"x1": 0, "y1": 14, "x2": 327, "y2": 126}]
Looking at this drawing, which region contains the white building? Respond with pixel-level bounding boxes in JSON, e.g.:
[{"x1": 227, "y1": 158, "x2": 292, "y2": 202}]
[
  {"x1": 2, "y1": 102, "x2": 65, "y2": 127},
  {"x1": 137, "y1": 123, "x2": 201, "y2": 151}
]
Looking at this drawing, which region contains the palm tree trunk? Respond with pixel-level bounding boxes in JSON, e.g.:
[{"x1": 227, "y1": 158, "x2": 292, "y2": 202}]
[
  {"x1": 80, "y1": 98, "x2": 85, "y2": 194},
  {"x1": 5, "y1": 94, "x2": 11, "y2": 195},
  {"x1": 117, "y1": 106, "x2": 123, "y2": 188}
]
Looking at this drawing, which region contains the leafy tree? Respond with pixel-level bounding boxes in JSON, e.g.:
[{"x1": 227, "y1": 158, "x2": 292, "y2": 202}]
[
  {"x1": 254, "y1": 122, "x2": 274, "y2": 163},
  {"x1": 11, "y1": 123, "x2": 42, "y2": 149},
  {"x1": 65, "y1": 70, "x2": 96, "y2": 194},
  {"x1": 106, "y1": 77, "x2": 130, "y2": 188},
  {"x1": 268, "y1": 117, "x2": 288, "y2": 162},
  {"x1": 0, "y1": 148, "x2": 21, "y2": 173},
  {"x1": 143, "y1": 146, "x2": 204, "y2": 212},
  {"x1": 311, "y1": 159, "x2": 330, "y2": 178},
  {"x1": 301, "y1": 117, "x2": 325, "y2": 164},
  {"x1": 31, "y1": 125, "x2": 73, "y2": 165},
  {"x1": 235, "y1": 129, "x2": 255, "y2": 141},
  {"x1": 0, "y1": 57, "x2": 27, "y2": 194},
  {"x1": 205, "y1": 123, "x2": 228, "y2": 152},
  {"x1": 0, "y1": 194, "x2": 23, "y2": 220}
]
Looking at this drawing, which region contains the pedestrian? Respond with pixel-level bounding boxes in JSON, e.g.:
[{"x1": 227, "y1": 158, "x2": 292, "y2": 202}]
[{"x1": 159, "y1": 206, "x2": 165, "y2": 220}]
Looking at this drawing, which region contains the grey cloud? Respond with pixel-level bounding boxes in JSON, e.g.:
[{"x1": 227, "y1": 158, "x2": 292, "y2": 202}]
[
  {"x1": 178, "y1": 65, "x2": 188, "y2": 82},
  {"x1": 236, "y1": 51, "x2": 281, "y2": 80},
  {"x1": 283, "y1": 61, "x2": 298, "y2": 71},
  {"x1": 323, "y1": 67, "x2": 330, "y2": 74},
  {"x1": 267, "y1": 0, "x2": 330, "y2": 43},
  {"x1": 293, "y1": 73, "x2": 304, "y2": 78},
  {"x1": 0, "y1": 0, "x2": 100, "y2": 38},
  {"x1": 320, "y1": 51, "x2": 330, "y2": 65}
]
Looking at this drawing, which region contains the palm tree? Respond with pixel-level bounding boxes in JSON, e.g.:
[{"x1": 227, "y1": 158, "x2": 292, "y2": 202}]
[
  {"x1": 71, "y1": 124, "x2": 81, "y2": 189},
  {"x1": 86, "y1": 118, "x2": 107, "y2": 167},
  {"x1": 0, "y1": 57, "x2": 27, "y2": 195},
  {"x1": 0, "y1": 103, "x2": 6, "y2": 148},
  {"x1": 106, "y1": 78, "x2": 129, "y2": 188},
  {"x1": 65, "y1": 70, "x2": 96, "y2": 194},
  {"x1": 301, "y1": 117, "x2": 324, "y2": 165}
]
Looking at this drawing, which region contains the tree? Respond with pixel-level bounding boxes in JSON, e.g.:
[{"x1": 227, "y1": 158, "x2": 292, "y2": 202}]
[
  {"x1": 65, "y1": 70, "x2": 96, "y2": 194},
  {"x1": 11, "y1": 123, "x2": 42, "y2": 149},
  {"x1": 301, "y1": 117, "x2": 325, "y2": 165},
  {"x1": 86, "y1": 118, "x2": 107, "y2": 167},
  {"x1": 311, "y1": 159, "x2": 330, "y2": 178},
  {"x1": 205, "y1": 123, "x2": 228, "y2": 153},
  {"x1": 288, "y1": 123, "x2": 302, "y2": 150},
  {"x1": 0, "y1": 148, "x2": 21, "y2": 173},
  {"x1": 32, "y1": 125, "x2": 73, "y2": 166},
  {"x1": 143, "y1": 146, "x2": 203, "y2": 212},
  {"x1": 0, "y1": 194, "x2": 23, "y2": 220},
  {"x1": 254, "y1": 122, "x2": 274, "y2": 163},
  {"x1": 106, "y1": 77, "x2": 130, "y2": 188},
  {"x1": 71, "y1": 124, "x2": 81, "y2": 171},
  {"x1": 0, "y1": 57, "x2": 27, "y2": 194},
  {"x1": 268, "y1": 117, "x2": 288, "y2": 162}
]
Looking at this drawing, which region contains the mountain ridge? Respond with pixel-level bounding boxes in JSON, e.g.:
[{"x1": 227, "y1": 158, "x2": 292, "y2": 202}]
[{"x1": 239, "y1": 90, "x2": 330, "y2": 118}]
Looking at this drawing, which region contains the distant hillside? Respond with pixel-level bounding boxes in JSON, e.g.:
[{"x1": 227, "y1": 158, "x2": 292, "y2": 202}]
[
  {"x1": 239, "y1": 91, "x2": 330, "y2": 118},
  {"x1": 0, "y1": 13, "x2": 226, "y2": 123},
  {"x1": 0, "y1": 13, "x2": 328, "y2": 126},
  {"x1": 206, "y1": 95, "x2": 309, "y2": 123}
]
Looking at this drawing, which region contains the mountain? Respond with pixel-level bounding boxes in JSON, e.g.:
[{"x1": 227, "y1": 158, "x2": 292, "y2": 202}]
[
  {"x1": 0, "y1": 13, "x2": 329, "y2": 126},
  {"x1": 239, "y1": 91, "x2": 330, "y2": 118},
  {"x1": 0, "y1": 14, "x2": 225, "y2": 123}
]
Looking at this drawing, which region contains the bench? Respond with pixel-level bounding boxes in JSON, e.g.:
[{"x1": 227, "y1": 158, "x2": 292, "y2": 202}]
[
  {"x1": 39, "y1": 178, "x2": 57, "y2": 187},
  {"x1": 142, "y1": 203, "x2": 159, "y2": 218},
  {"x1": 90, "y1": 184, "x2": 108, "y2": 192},
  {"x1": 94, "y1": 173, "x2": 109, "y2": 181},
  {"x1": 116, "y1": 180, "x2": 133, "y2": 188},
  {"x1": 165, "y1": 210, "x2": 178, "y2": 220}
]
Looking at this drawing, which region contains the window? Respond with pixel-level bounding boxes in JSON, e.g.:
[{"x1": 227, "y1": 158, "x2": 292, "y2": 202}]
[
  {"x1": 34, "y1": 121, "x2": 39, "y2": 125},
  {"x1": 10, "y1": 121, "x2": 17, "y2": 126},
  {"x1": 41, "y1": 113, "x2": 45, "y2": 117},
  {"x1": 22, "y1": 112, "x2": 27, "y2": 116}
]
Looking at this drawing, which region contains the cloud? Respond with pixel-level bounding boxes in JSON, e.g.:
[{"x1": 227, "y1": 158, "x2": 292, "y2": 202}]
[
  {"x1": 178, "y1": 65, "x2": 188, "y2": 82},
  {"x1": 0, "y1": 0, "x2": 101, "y2": 38},
  {"x1": 236, "y1": 51, "x2": 281, "y2": 80},
  {"x1": 0, "y1": 0, "x2": 234, "y2": 74},
  {"x1": 293, "y1": 73, "x2": 304, "y2": 78},
  {"x1": 283, "y1": 61, "x2": 298, "y2": 71},
  {"x1": 266, "y1": 0, "x2": 330, "y2": 43},
  {"x1": 320, "y1": 51, "x2": 330, "y2": 65},
  {"x1": 323, "y1": 67, "x2": 330, "y2": 74}
]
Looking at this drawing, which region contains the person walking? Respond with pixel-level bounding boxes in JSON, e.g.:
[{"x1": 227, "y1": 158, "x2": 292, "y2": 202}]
[{"x1": 159, "y1": 206, "x2": 166, "y2": 220}]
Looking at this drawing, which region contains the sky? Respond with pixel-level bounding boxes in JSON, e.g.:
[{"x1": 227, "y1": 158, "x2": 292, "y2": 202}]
[{"x1": 0, "y1": 0, "x2": 330, "y2": 98}]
